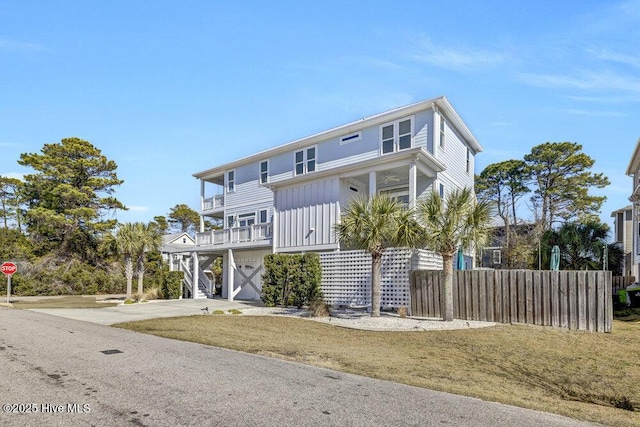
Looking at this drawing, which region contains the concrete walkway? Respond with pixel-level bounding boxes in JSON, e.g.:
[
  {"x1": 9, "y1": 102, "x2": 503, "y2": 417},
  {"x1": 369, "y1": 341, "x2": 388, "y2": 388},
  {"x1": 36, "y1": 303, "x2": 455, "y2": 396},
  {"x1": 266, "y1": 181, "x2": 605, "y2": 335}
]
[{"x1": 27, "y1": 297, "x2": 261, "y2": 325}]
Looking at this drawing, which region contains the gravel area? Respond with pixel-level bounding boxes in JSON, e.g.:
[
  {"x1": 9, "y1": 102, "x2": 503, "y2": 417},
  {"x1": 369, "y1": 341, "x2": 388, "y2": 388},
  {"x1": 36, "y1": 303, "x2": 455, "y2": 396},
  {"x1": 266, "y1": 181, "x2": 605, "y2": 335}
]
[{"x1": 239, "y1": 307, "x2": 497, "y2": 331}]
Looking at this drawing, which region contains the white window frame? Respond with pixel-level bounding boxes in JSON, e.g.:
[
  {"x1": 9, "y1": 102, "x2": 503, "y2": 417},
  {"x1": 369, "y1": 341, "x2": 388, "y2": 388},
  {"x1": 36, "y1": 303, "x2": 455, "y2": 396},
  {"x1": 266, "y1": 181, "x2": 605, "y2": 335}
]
[
  {"x1": 379, "y1": 186, "x2": 409, "y2": 207},
  {"x1": 294, "y1": 146, "x2": 317, "y2": 176},
  {"x1": 379, "y1": 116, "x2": 413, "y2": 155},
  {"x1": 259, "y1": 209, "x2": 268, "y2": 224},
  {"x1": 226, "y1": 169, "x2": 235, "y2": 193},
  {"x1": 260, "y1": 160, "x2": 269, "y2": 184},
  {"x1": 439, "y1": 183, "x2": 445, "y2": 198},
  {"x1": 238, "y1": 212, "x2": 256, "y2": 227},
  {"x1": 466, "y1": 147, "x2": 471, "y2": 174},
  {"x1": 227, "y1": 215, "x2": 235, "y2": 228},
  {"x1": 439, "y1": 116, "x2": 446, "y2": 149},
  {"x1": 340, "y1": 131, "x2": 362, "y2": 145},
  {"x1": 492, "y1": 249, "x2": 502, "y2": 265}
]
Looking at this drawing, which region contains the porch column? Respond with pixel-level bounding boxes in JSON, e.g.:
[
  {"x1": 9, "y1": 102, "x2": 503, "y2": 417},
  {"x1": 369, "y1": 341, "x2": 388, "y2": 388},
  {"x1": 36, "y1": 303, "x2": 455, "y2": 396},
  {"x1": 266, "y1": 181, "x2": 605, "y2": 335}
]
[
  {"x1": 409, "y1": 160, "x2": 417, "y2": 209},
  {"x1": 369, "y1": 171, "x2": 377, "y2": 196},
  {"x1": 192, "y1": 252, "x2": 199, "y2": 299},
  {"x1": 199, "y1": 180, "x2": 205, "y2": 232},
  {"x1": 227, "y1": 248, "x2": 235, "y2": 301}
]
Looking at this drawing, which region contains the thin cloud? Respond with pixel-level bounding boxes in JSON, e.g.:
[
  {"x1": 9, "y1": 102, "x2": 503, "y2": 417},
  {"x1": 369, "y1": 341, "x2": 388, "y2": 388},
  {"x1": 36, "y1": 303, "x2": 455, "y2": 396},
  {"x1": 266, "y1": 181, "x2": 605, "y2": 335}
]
[
  {"x1": 126, "y1": 205, "x2": 149, "y2": 212},
  {"x1": 408, "y1": 36, "x2": 508, "y2": 71},
  {"x1": 518, "y1": 70, "x2": 640, "y2": 95},
  {"x1": 0, "y1": 39, "x2": 45, "y2": 51},
  {"x1": 587, "y1": 48, "x2": 640, "y2": 68}
]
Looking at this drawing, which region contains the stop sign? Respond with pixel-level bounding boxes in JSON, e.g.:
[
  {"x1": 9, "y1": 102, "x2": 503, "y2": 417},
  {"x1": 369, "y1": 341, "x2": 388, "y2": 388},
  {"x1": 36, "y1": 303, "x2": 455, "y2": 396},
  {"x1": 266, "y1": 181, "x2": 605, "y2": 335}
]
[{"x1": 1, "y1": 262, "x2": 17, "y2": 276}]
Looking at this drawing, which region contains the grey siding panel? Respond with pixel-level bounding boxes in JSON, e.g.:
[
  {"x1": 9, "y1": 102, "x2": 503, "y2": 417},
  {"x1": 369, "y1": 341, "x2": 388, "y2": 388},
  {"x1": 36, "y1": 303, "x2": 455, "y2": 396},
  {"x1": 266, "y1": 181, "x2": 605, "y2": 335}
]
[
  {"x1": 435, "y1": 116, "x2": 475, "y2": 191},
  {"x1": 276, "y1": 178, "x2": 340, "y2": 250},
  {"x1": 413, "y1": 110, "x2": 431, "y2": 152}
]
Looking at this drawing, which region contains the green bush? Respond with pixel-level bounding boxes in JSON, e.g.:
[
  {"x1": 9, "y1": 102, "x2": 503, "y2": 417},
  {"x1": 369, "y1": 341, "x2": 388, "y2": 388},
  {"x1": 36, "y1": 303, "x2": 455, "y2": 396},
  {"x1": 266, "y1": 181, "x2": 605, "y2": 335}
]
[
  {"x1": 261, "y1": 253, "x2": 322, "y2": 308},
  {"x1": 162, "y1": 271, "x2": 183, "y2": 299}
]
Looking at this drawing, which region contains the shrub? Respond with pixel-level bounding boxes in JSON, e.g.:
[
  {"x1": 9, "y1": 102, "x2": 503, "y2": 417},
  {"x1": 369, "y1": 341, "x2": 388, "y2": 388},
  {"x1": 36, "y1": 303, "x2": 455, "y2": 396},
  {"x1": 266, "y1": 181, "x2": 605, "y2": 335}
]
[
  {"x1": 162, "y1": 271, "x2": 183, "y2": 299},
  {"x1": 261, "y1": 253, "x2": 322, "y2": 308}
]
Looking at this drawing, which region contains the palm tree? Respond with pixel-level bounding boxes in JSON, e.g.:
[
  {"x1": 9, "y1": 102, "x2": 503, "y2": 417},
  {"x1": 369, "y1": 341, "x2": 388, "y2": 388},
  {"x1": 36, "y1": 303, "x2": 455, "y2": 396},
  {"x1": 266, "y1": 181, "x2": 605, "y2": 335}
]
[
  {"x1": 335, "y1": 195, "x2": 421, "y2": 317},
  {"x1": 115, "y1": 222, "x2": 143, "y2": 299},
  {"x1": 416, "y1": 188, "x2": 493, "y2": 322},
  {"x1": 135, "y1": 222, "x2": 162, "y2": 296}
]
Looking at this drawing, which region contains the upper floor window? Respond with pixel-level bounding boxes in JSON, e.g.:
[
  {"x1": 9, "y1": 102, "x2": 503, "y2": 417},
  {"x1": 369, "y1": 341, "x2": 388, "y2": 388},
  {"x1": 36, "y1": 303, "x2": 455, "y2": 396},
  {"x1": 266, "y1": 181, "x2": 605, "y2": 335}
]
[
  {"x1": 381, "y1": 117, "x2": 412, "y2": 154},
  {"x1": 226, "y1": 170, "x2": 235, "y2": 192},
  {"x1": 439, "y1": 183, "x2": 445, "y2": 198},
  {"x1": 294, "y1": 147, "x2": 316, "y2": 175},
  {"x1": 466, "y1": 147, "x2": 471, "y2": 173},
  {"x1": 227, "y1": 215, "x2": 235, "y2": 228},
  {"x1": 260, "y1": 160, "x2": 269, "y2": 184},
  {"x1": 259, "y1": 209, "x2": 268, "y2": 224},
  {"x1": 238, "y1": 212, "x2": 255, "y2": 227},
  {"x1": 439, "y1": 117, "x2": 446, "y2": 149}
]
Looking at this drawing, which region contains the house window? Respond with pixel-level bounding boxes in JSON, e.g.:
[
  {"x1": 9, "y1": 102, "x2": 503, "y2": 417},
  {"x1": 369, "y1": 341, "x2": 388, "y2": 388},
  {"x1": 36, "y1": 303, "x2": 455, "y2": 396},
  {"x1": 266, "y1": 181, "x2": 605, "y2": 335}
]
[
  {"x1": 238, "y1": 212, "x2": 255, "y2": 227},
  {"x1": 259, "y1": 209, "x2": 268, "y2": 223},
  {"x1": 182, "y1": 237, "x2": 186, "y2": 244},
  {"x1": 466, "y1": 148, "x2": 471, "y2": 173},
  {"x1": 226, "y1": 170, "x2": 235, "y2": 192},
  {"x1": 227, "y1": 215, "x2": 235, "y2": 228},
  {"x1": 380, "y1": 187, "x2": 409, "y2": 206},
  {"x1": 439, "y1": 116, "x2": 445, "y2": 149},
  {"x1": 492, "y1": 250, "x2": 502, "y2": 265},
  {"x1": 439, "y1": 183, "x2": 444, "y2": 198},
  {"x1": 380, "y1": 117, "x2": 413, "y2": 154},
  {"x1": 294, "y1": 147, "x2": 316, "y2": 175},
  {"x1": 340, "y1": 131, "x2": 361, "y2": 144},
  {"x1": 260, "y1": 160, "x2": 269, "y2": 184}
]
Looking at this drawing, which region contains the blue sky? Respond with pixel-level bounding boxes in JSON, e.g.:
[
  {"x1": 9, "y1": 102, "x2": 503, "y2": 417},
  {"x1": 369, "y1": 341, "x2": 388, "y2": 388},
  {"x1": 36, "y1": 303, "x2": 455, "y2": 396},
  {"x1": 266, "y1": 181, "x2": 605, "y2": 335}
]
[{"x1": 1, "y1": 1, "x2": 638, "y2": 233}]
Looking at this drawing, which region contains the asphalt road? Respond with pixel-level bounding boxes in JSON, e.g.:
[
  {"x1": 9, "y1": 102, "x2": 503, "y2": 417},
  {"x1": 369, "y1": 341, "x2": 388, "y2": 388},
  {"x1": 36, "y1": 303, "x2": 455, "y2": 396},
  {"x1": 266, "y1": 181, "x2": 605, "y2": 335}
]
[{"x1": 0, "y1": 308, "x2": 595, "y2": 426}]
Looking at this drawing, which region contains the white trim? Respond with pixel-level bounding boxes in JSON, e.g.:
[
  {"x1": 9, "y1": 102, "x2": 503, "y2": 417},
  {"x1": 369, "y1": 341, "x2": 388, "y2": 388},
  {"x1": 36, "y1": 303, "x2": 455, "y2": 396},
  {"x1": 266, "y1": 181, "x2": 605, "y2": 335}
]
[
  {"x1": 259, "y1": 159, "x2": 269, "y2": 184},
  {"x1": 226, "y1": 169, "x2": 236, "y2": 193},
  {"x1": 293, "y1": 145, "x2": 318, "y2": 176},
  {"x1": 379, "y1": 115, "x2": 414, "y2": 155},
  {"x1": 439, "y1": 115, "x2": 446, "y2": 150}
]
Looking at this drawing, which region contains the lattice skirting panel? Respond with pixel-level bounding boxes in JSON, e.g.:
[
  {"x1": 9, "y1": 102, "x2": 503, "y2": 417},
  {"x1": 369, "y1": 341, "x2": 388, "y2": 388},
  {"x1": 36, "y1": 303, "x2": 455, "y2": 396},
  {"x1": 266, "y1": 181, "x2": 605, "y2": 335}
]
[{"x1": 319, "y1": 249, "x2": 442, "y2": 308}]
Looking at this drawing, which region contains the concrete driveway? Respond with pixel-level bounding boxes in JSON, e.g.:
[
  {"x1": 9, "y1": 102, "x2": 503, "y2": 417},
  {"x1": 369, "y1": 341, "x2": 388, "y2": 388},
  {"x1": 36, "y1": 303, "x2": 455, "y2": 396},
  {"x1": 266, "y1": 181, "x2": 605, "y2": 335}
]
[{"x1": 26, "y1": 297, "x2": 260, "y2": 325}]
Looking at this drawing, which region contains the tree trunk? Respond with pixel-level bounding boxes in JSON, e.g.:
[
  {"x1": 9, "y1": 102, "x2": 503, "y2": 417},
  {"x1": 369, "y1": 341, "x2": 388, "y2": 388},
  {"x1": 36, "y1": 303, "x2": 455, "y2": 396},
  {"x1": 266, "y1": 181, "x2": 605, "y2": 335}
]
[
  {"x1": 442, "y1": 253, "x2": 454, "y2": 322},
  {"x1": 371, "y1": 252, "x2": 382, "y2": 317},
  {"x1": 137, "y1": 255, "x2": 145, "y2": 296},
  {"x1": 124, "y1": 256, "x2": 133, "y2": 298}
]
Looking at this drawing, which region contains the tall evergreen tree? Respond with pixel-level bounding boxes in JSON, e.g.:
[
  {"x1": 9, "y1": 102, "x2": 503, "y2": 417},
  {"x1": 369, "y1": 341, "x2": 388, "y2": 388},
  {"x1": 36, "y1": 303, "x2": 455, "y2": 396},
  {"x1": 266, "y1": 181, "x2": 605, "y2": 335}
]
[
  {"x1": 525, "y1": 142, "x2": 609, "y2": 231},
  {"x1": 18, "y1": 138, "x2": 126, "y2": 261},
  {"x1": 167, "y1": 204, "x2": 200, "y2": 234},
  {"x1": 0, "y1": 176, "x2": 24, "y2": 231}
]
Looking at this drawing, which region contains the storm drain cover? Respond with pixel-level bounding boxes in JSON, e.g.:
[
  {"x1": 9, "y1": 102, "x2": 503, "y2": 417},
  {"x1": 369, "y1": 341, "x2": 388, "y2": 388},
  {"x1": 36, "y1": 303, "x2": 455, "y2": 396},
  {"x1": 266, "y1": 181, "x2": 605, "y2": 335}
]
[{"x1": 100, "y1": 349, "x2": 123, "y2": 355}]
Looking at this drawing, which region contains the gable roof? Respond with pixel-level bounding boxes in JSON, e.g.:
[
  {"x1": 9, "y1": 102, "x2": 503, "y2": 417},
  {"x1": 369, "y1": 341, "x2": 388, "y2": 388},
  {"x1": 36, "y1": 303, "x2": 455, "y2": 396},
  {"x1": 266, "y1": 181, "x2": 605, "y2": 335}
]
[
  {"x1": 626, "y1": 137, "x2": 640, "y2": 175},
  {"x1": 162, "y1": 232, "x2": 195, "y2": 246},
  {"x1": 193, "y1": 96, "x2": 481, "y2": 180}
]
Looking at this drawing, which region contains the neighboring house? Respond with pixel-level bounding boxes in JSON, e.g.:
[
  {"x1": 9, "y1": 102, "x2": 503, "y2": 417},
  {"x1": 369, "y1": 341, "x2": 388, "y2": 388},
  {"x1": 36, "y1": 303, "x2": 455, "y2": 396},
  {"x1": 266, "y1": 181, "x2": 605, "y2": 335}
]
[
  {"x1": 610, "y1": 206, "x2": 635, "y2": 278},
  {"x1": 186, "y1": 96, "x2": 482, "y2": 301},
  {"x1": 161, "y1": 232, "x2": 196, "y2": 271},
  {"x1": 478, "y1": 223, "x2": 536, "y2": 269},
  {"x1": 625, "y1": 137, "x2": 640, "y2": 280}
]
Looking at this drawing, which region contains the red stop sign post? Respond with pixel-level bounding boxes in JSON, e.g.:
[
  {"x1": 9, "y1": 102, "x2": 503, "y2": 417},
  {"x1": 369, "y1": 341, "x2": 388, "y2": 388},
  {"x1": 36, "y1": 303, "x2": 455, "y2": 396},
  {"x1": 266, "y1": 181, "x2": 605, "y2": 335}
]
[{"x1": 2, "y1": 262, "x2": 17, "y2": 303}]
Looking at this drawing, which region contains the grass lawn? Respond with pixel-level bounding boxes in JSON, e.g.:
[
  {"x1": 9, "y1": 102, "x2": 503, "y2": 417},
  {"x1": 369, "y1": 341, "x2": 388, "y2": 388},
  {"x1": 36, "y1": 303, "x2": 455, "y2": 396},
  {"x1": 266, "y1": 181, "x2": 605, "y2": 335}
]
[
  {"x1": 115, "y1": 314, "x2": 640, "y2": 427},
  {"x1": 9, "y1": 295, "x2": 121, "y2": 309}
]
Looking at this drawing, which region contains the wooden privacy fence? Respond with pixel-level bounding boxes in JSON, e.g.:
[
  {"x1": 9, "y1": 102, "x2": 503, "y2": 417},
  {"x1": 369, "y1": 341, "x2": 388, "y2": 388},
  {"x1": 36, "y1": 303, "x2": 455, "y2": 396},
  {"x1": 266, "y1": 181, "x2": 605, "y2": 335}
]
[{"x1": 410, "y1": 270, "x2": 612, "y2": 332}]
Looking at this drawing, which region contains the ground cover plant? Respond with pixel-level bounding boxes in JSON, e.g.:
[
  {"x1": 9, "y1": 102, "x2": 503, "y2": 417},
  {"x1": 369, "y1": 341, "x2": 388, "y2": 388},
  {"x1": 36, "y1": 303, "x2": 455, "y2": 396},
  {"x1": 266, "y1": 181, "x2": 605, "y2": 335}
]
[
  {"x1": 115, "y1": 316, "x2": 640, "y2": 427},
  {"x1": 10, "y1": 295, "x2": 120, "y2": 309}
]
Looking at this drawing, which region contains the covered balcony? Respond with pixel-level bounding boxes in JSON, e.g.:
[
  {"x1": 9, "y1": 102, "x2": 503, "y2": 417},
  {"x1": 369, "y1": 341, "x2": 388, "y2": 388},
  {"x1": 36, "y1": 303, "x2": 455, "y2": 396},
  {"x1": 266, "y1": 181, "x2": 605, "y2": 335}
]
[{"x1": 196, "y1": 223, "x2": 272, "y2": 247}]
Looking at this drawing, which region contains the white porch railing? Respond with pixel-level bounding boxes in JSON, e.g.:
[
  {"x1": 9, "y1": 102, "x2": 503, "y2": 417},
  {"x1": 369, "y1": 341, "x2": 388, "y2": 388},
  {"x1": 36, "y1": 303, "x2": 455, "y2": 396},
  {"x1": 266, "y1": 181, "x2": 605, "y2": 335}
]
[
  {"x1": 195, "y1": 223, "x2": 272, "y2": 246},
  {"x1": 202, "y1": 194, "x2": 225, "y2": 211}
]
